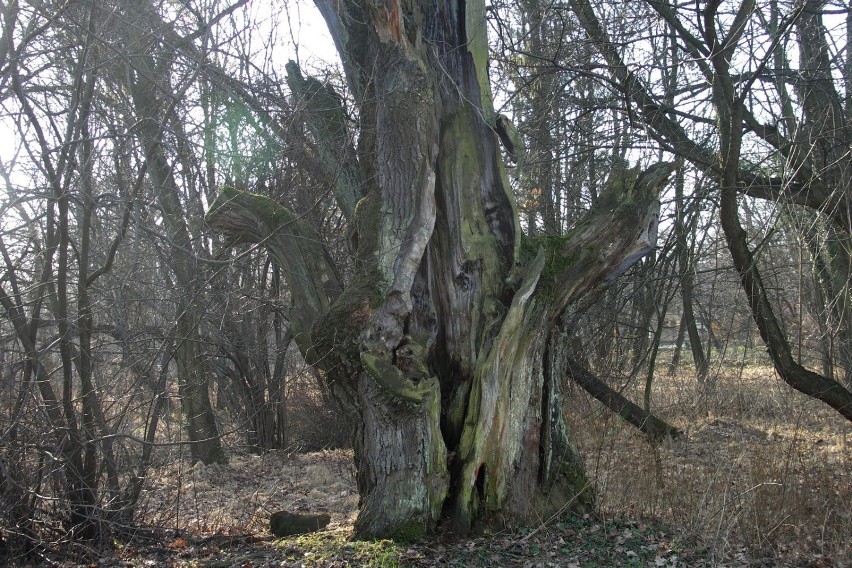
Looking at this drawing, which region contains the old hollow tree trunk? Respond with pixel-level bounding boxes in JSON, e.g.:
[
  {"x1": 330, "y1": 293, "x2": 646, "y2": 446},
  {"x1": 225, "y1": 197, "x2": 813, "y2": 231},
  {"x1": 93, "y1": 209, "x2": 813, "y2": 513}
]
[{"x1": 206, "y1": 0, "x2": 673, "y2": 539}]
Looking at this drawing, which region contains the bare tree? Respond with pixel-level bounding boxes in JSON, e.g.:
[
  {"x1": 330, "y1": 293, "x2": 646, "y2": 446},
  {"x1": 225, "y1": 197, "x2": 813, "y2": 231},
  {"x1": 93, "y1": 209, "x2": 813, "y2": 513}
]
[{"x1": 568, "y1": 0, "x2": 852, "y2": 418}]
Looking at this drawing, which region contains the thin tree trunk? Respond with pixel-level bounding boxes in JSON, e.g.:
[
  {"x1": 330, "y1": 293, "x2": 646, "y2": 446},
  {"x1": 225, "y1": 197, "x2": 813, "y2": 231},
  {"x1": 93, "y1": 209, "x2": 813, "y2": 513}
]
[
  {"x1": 673, "y1": 162, "x2": 708, "y2": 380},
  {"x1": 123, "y1": 9, "x2": 226, "y2": 463},
  {"x1": 668, "y1": 316, "x2": 686, "y2": 375},
  {"x1": 707, "y1": 0, "x2": 852, "y2": 422}
]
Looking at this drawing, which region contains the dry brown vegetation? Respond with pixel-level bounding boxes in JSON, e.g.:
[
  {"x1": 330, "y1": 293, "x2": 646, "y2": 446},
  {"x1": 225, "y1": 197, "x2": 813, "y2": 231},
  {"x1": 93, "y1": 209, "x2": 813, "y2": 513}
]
[
  {"x1": 569, "y1": 362, "x2": 851, "y2": 567},
  {"x1": 137, "y1": 450, "x2": 359, "y2": 535},
  {"x1": 80, "y1": 360, "x2": 851, "y2": 567}
]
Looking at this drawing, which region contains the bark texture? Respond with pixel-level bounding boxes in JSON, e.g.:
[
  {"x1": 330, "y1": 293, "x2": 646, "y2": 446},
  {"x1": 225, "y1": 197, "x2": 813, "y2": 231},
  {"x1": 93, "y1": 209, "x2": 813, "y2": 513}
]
[{"x1": 208, "y1": 0, "x2": 675, "y2": 538}]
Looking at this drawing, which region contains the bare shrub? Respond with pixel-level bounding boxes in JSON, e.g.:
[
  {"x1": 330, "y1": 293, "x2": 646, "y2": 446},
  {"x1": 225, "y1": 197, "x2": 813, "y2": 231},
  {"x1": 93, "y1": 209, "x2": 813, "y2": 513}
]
[{"x1": 285, "y1": 379, "x2": 351, "y2": 452}]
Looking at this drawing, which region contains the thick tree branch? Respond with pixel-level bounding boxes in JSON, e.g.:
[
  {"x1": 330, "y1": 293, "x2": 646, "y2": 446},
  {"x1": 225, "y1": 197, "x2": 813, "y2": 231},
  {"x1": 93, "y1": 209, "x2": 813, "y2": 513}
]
[
  {"x1": 720, "y1": 186, "x2": 852, "y2": 422},
  {"x1": 707, "y1": 0, "x2": 852, "y2": 423},
  {"x1": 205, "y1": 187, "x2": 343, "y2": 357},
  {"x1": 570, "y1": 0, "x2": 851, "y2": 232},
  {"x1": 566, "y1": 358, "x2": 681, "y2": 442},
  {"x1": 545, "y1": 162, "x2": 675, "y2": 319},
  {"x1": 286, "y1": 61, "x2": 362, "y2": 221}
]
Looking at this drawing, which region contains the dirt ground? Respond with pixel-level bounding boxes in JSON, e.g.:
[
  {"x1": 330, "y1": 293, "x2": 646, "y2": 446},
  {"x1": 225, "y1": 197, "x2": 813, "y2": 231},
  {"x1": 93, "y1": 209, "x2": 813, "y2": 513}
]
[{"x1": 83, "y1": 364, "x2": 851, "y2": 567}]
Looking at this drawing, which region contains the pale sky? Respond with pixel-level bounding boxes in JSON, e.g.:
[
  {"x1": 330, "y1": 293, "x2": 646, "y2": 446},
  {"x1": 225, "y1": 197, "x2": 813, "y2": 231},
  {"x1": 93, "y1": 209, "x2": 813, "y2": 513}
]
[{"x1": 0, "y1": 1, "x2": 339, "y2": 198}]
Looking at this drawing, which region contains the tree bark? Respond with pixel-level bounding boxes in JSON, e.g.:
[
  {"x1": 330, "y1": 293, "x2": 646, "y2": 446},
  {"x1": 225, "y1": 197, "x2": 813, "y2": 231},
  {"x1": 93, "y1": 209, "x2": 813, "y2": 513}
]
[
  {"x1": 209, "y1": 0, "x2": 675, "y2": 538},
  {"x1": 209, "y1": 162, "x2": 672, "y2": 536}
]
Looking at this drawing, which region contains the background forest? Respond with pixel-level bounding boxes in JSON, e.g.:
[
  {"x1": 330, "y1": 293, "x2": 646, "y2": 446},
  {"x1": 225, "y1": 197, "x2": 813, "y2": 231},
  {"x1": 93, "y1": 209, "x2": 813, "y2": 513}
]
[{"x1": 0, "y1": 0, "x2": 850, "y2": 565}]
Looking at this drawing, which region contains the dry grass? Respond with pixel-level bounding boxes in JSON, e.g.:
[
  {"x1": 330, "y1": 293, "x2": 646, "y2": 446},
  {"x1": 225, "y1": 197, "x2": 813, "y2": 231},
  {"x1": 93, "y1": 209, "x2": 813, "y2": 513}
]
[
  {"x1": 136, "y1": 449, "x2": 359, "y2": 535},
  {"x1": 567, "y1": 362, "x2": 852, "y2": 566},
  {"x1": 112, "y1": 362, "x2": 852, "y2": 567}
]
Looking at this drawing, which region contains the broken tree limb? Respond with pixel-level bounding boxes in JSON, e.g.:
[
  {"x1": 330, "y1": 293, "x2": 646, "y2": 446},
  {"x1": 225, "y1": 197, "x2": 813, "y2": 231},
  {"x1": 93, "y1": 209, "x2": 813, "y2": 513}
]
[
  {"x1": 565, "y1": 358, "x2": 681, "y2": 443},
  {"x1": 205, "y1": 187, "x2": 343, "y2": 356}
]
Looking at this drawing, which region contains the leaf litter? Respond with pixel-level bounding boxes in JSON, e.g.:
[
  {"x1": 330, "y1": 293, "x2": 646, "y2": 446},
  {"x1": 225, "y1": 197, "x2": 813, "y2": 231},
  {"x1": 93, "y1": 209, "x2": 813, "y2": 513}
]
[{"x1": 71, "y1": 366, "x2": 851, "y2": 566}]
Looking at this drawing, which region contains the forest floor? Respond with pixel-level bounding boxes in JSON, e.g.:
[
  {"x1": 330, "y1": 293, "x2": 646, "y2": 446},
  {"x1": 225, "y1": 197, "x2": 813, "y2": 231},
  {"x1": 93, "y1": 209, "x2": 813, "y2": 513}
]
[{"x1": 62, "y1": 364, "x2": 851, "y2": 567}]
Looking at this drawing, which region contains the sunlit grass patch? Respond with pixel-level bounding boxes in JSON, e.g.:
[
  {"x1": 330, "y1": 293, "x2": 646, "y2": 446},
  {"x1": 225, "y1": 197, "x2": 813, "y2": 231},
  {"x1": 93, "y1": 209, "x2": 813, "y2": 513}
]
[{"x1": 273, "y1": 527, "x2": 402, "y2": 567}]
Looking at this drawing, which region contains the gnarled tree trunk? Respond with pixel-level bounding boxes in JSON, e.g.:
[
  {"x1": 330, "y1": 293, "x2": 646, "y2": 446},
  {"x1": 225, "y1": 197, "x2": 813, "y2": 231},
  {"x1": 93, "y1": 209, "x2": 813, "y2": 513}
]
[{"x1": 207, "y1": 0, "x2": 673, "y2": 539}]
